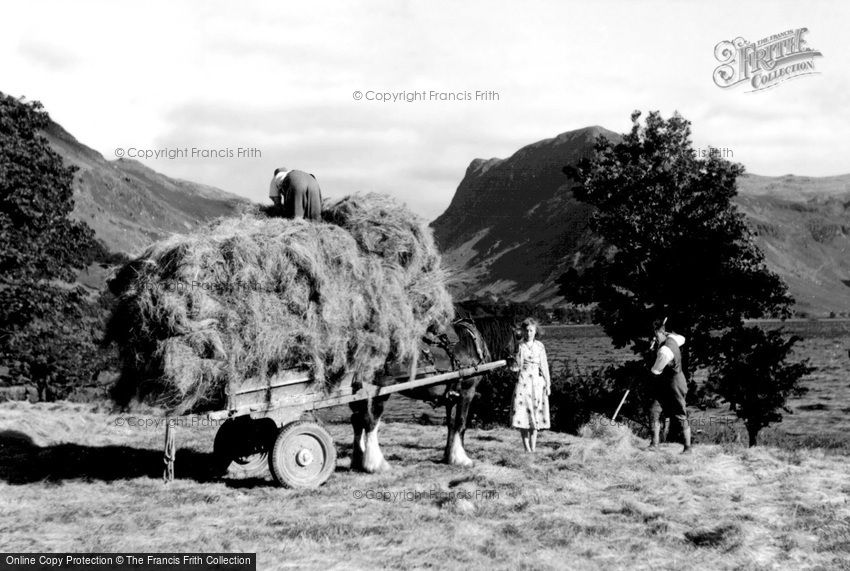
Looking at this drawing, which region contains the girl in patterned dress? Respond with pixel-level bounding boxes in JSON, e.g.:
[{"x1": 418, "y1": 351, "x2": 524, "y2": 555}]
[{"x1": 510, "y1": 318, "x2": 551, "y2": 452}]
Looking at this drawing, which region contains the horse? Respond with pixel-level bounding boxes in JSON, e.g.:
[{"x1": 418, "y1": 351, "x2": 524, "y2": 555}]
[{"x1": 349, "y1": 314, "x2": 519, "y2": 473}]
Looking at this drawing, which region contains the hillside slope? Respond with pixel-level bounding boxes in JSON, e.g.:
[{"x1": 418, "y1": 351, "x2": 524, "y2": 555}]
[
  {"x1": 432, "y1": 126, "x2": 619, "y2": 303},
  {"x1": 43, "y1": 120, "x2": 248, "y2": 255},
  {"x1": 735, "y1": 187, "x2": 850, "y2": 315},
  {"x1": 432, "y1": 128, "x2": 850, "y2": 315}
]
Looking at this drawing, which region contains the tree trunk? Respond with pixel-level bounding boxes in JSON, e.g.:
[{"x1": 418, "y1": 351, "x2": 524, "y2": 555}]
[
  {"x1": 36, "y1": 378, "x2": 50, "y2": 402},
  {"x1": 747, "y1": 425, "x2": 759, "y2": 447}
]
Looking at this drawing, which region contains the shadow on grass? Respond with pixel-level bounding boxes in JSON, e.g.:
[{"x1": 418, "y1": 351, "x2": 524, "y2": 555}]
[
  {"x1": 393, "y1": 441, "x2": 444, "y2": 451},
  {"x1": 0, "y1": 429, "x2": 355, "y2": 488},
  {"x1": 471, "y1": 433, "x2": 503, "y2": 442},
  {"x1": 0, "y1": 429, "x2": 222, "y2": 484},
  {"x1": 221, "y1": 477, "x2": 273, "y2": 489}
]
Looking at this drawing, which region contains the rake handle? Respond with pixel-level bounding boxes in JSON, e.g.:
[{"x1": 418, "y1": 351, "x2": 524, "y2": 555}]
[{"x1": 611, "y1": 389, "x2": 630, "y2": 421}]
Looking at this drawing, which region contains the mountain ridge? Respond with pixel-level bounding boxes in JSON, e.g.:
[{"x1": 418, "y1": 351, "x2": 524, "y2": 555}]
[
  {"x1": 432, "y1": 127, "x2": 850, "y2": 316},
  {"x1": 42, "y1": 119, "x2": 249, "y2": 256},
  {"x1": 40, "y1": 116, "x2": 850, "y2": 315}
]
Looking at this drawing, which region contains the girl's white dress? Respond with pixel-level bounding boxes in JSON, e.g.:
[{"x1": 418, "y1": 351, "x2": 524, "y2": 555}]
[{"x1": 510, "y1": 340, "x2": 551, "y2": 430}]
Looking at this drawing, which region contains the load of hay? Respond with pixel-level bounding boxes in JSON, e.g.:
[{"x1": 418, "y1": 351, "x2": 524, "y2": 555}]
[{"x1": 107, "y1": 193, "x2": 454, "y2": 414}]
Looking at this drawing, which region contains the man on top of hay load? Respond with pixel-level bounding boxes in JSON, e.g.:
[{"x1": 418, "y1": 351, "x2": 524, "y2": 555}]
[
  {"x1": 268, "y1": 167, "x2": 323, "y2": 220},
  {"x1": 648, "y1": 316, "x2": 692, "y2": 453}
]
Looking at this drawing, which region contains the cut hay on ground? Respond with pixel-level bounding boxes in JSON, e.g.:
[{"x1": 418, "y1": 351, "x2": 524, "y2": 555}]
[
  {"x1": 575, "y1": 414, "x2": 641, "y2": 459},
  {"x1": 107, "y1": 193, "x2": 453, "y2": 415}
]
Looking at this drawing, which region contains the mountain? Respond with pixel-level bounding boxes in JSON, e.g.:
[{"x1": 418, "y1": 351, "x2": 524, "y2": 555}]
[
  {"x1": 43, "y1": 120, "x2": 249, "y2": 255},
  {"x1": 432, "y1": 128, "x2": 850, "y2": 316},
  {"x1": 734, "y1": 179, "x2": 850, "y2": 315}
]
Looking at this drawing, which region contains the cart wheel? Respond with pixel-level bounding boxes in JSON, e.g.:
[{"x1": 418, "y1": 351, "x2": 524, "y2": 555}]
[
  {"x1": 213, "y1": 417, "x2": 277, "y2": 479},
  {"x1": 269, "y1": 421, "x2": 336, "y2": 488}
]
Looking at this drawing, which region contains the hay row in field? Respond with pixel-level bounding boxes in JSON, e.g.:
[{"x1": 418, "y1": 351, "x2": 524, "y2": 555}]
[{"x1": 107, "y1": 193, "x2": 454, "y2": 414}]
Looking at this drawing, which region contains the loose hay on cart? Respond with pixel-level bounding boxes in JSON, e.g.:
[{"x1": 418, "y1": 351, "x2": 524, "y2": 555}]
[{"x1": 106, "y1": 193, "x2": 454, "y2": 415}]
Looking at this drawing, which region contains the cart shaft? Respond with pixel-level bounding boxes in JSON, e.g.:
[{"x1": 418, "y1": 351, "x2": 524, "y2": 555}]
[{"x1": 208, "y1": 359, "x2": 506, "y2": 421}]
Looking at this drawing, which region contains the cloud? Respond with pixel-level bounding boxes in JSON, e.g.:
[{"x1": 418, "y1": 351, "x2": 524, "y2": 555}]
[
  {"x1": 148, "y1": 97, "x2": 553, "y2": 218},
  {"x1": 17, "y1": 40, "x2": 77, "y2": 71},
  {"x1": 4, "y1": 0, "x2": 849, "y2": 220}
]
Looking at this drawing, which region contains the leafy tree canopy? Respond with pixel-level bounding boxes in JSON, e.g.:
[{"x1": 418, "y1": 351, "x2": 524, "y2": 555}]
[
  {"x1": 558, "y1": 110, "x2": 792, "y2": 370},
  {"x1": 706, "y1": 325, "x2": 813, "y2": 446},
  {"x1": 0, "y1": 92, "x2": 111, "y2": 397}
]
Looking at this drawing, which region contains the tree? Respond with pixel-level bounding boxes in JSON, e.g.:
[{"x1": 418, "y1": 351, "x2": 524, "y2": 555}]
[
  {"x1": 706, "y1": 326, "x2": 813, "y2": 446},
  {"x1": 0, "y1": 92, "x2": 109, "y2": 398},
  {"x1": 559, "y1": 111, "x2": 792, "y2": 365},
  {"x1": 557, "y1": 111, "x2": 809, "y2": 443}
]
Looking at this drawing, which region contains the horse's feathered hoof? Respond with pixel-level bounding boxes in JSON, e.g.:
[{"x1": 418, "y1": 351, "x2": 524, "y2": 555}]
[
  {"x1": 446, "y1": 456, "x2": 473, "y2": 468},
  {"x1": 361, "y1": 458, "x2": 391, "y2": 473}
]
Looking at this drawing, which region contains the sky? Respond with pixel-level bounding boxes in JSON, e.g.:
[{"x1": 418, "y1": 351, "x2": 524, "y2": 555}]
[{"x1": 1, "y1": 0, "x2": 848, "y2": 220}]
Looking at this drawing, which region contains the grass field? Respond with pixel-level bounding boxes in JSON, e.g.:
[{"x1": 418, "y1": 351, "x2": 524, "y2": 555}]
[{"x1": 1, "y1": 401, "x2": 849, "y2": 570}]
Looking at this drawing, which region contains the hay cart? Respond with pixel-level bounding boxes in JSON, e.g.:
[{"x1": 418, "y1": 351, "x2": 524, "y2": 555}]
[{"x1": 163, "y1": 359, "x2": 506, "y2": 488}]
